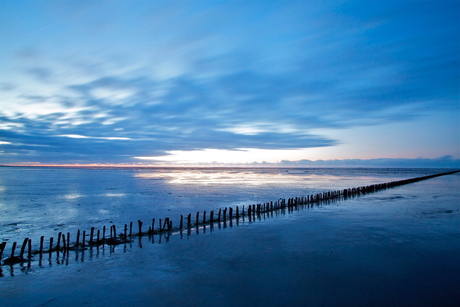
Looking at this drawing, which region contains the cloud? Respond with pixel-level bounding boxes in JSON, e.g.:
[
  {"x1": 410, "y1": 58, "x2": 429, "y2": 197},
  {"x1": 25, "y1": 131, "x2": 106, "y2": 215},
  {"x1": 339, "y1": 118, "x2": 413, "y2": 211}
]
[
  {"x1": 0, "y1": 83, "x2": 17, "y2": 91},
  {"x1": 277, "y1": 156, "x2": 460, "y2": 169},
  {"x1": 26, "y1": 67, "x2": 53, "y2": 82},
  {"x1": 0, "y1": 1, "x2": 459, "y2": 164}
]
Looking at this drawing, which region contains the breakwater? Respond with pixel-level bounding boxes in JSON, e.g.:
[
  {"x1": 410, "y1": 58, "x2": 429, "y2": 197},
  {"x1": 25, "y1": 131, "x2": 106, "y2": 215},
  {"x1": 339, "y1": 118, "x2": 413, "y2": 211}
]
[{"x1": 1, "y1": 170, "x2": 458, "y2": 270}]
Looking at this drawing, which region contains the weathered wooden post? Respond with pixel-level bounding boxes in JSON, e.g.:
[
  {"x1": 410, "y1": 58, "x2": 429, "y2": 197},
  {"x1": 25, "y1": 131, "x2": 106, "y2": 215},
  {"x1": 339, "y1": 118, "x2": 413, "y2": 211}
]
[
  {"x1": 67, "y1": 232, "x2": 70, "y2": 249},
  {"x1": 19, "y1": 238, "x2": 28, "y2": 259},
  {"x1": 39, "y1": 236, "x2": 44, "y2": 255},
  {"x1": 129, "y1": 222, "x2": 133, "y2": 237},
  {"x1": 236, "y1": 206, "x2": 239, "y2": 218},
  {"x1": 28, "y1": 238, "x2": 32, "y2": 259},
  {"x1": 151, "y1": 219, "x2": 155, "y2": 234},
  {"x1": 196, "y1": 212, "x2": 200, "y2": 226},
  {"x1": 124, "y1": 224, "x2": 128, "y2": 238},
  {"x1": 138, "y1": 220, "x2": 143, "y2": 236},
  {"x1": 90, "y1": 227, "x2": 95, "y2": 244},
  {"x1": 57, "y1": 232, "x2": 62, "y2": 251},
  {"x1": 187, "y1": 213, "x2": 191, "y2": 228},
  {"x1": 49, "y1": 237, "x2": 54, "y2": 253},
  {"x1": 102, "y1": 226, "x2": 106, "y2": 242},
  {"x1": 82, "y1": 231, "x2": 86, "y2": 247},
  {"x1": 0, "y1": 242, "x2": 6, "y2": 260},
  {"x1": 61, "y1": 234, "x2": 66, "y2": 253},
  {"x1": 203, "y1": 211, "x2": 206, "y2": 224},
  {"x1": 180, "y1": 215, "x2": 183, "y2": 230},
  {"x1": 210, "y1": 210, "x2": 214, "y2": 222}
]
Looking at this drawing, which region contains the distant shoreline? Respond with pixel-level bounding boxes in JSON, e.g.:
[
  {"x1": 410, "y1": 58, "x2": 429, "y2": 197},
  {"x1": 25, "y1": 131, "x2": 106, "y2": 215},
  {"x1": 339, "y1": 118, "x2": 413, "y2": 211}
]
[{"x1": 1, "y1": 164, "x2": 459, "y2": 171}]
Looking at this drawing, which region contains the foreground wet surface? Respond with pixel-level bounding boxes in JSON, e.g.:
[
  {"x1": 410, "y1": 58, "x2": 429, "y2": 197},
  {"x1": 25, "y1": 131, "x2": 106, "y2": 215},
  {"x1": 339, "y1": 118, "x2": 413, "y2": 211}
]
[{"x1": 0, "y1": 173, "x2": 459, "y2": 306}]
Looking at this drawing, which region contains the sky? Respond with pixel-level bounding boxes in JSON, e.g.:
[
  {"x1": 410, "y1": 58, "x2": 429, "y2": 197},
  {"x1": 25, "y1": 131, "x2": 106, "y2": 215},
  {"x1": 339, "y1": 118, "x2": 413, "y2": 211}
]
[{"x1": 0, "y1": 0, "x2": 459, "y2": 168}]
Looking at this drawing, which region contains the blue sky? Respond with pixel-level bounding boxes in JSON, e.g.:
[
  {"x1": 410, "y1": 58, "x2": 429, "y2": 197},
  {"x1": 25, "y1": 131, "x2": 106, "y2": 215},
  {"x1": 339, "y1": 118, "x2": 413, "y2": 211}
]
[{"x1": 0, "y1": 0, "x2": 459, "y2": 167}]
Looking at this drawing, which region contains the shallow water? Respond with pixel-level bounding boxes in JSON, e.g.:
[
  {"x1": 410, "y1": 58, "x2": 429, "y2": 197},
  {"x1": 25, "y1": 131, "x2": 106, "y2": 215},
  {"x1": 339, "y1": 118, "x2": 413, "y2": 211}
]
[
  {"x1": 0, "y1": 170, "x2": 459, "y2": 306},
  {"x1": 0, "y1": 167, "x2": 445, "y2": 245}
]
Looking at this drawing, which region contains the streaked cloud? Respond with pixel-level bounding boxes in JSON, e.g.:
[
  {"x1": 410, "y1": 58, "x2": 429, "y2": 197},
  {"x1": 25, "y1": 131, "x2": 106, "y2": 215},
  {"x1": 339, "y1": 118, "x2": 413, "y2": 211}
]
[{"x1": 0, "y1": 1, "x2": 459, "y2": 165}]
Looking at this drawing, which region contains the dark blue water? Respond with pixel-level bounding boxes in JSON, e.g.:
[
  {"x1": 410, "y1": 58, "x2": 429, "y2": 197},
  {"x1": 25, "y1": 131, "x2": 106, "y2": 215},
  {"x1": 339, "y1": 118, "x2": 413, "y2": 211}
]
[
  {"x1": 0, "y1": 167, "x2": 444, "y2": 245},
  {"x1": 0, "y1": 169, "x2": 458, "y2": 306}
]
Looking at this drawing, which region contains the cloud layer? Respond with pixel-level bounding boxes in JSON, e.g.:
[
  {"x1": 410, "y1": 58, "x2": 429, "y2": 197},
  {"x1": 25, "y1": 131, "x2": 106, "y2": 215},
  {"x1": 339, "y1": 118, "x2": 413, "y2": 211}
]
[{"x1": 0, "y1": 1, "x2": 459, "y2": 164}]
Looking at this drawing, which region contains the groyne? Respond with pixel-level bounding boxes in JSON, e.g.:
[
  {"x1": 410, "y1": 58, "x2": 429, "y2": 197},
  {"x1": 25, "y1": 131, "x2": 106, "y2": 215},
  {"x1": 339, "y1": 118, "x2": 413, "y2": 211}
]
[{"x1": 1, "y1": 170, "x2": 458, "y2": 269}]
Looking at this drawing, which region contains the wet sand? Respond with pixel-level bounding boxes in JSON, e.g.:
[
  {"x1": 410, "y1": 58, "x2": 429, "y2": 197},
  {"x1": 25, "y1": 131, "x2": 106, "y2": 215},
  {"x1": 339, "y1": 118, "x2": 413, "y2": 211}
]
[{"x1": 1, "y1": 174, "x2": 459, "y2": 306}]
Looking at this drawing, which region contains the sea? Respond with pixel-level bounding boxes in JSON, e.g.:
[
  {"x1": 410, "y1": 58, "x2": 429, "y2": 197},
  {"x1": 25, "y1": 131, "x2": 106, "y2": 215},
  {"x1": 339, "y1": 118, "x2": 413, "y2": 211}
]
[
  {"x1": 1, "y1": 167, "x2": 459, "y2": 306},
  {"x1": 0, "y1": 167, "x2": 456, "y2": 246}
]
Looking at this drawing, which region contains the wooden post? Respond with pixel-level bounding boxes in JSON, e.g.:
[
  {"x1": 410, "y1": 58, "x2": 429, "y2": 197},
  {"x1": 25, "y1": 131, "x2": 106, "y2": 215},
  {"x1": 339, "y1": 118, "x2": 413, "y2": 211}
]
[
  {"x1": 187, "y1": 214, "x2": 191, "y2": 228},
  {"x1": 210, "y1": 211, "x2": 214, "y2": 222},
  {"x1": 90, "y1": 227, "x2": 95, "y2": 243},
  {"x1": 129, "y1": 222, "x2": 133, "y2": 237},
  {"x1": 102, "y1": 226, "x2": 106, "y2": 242},
  {"x1": 180, "y1": 215, "x2": 183, "y2": 229},
  {"x1": 218, "y1": 209, "x2": 221, "y2": 222},
  {"x1": 236, "y1": 206, "x2": 239, "y2": 218},
  {"x1": 113, "y1": 225, "x2": 117, "y2": 238},
  {"x1": 97, "y1": 230, "x2": 100, "y2": 243},
  {"x1": 39, "y1": 236, "x2": 44, "y2": 254},
  {"x1": 138, "y1": 220, "x2": 142, "y2": 236},
  {"x1": 67, "y1": 232, "x2": 70, "y2": 249},
  {"x1": 61, "y1": 234, "x2": 66, "y2": 252},
  {"x1": 229, "y1": 207, "x2": 233, "y2": 219},
  {"x1": 19, "y1": 238, "x2": 28, "y2": 259},
  {"x1": 28, "y1": 238, "x2": 32, "y2": 259},
  {"x1": 151, "y1": 219, "x2": 155, "y2": 234},
  {"x1": 124, "y1": 224, "x2": 128, "y2": 238},
  {"x1": 159, "y1": 219, "x2": 162, "y2": 231},
  {"x1": 0, "y1": 242, "x2": 6, "y2": 260},
  {"x1": 82, "y1": 231, "x2": 86, "y2": 247},
  {"x1": 49, "y1": 237, "x2": 54, "y2": 253},
  {"x1": 196, "y1": 212, "x2": 200, "y2": 226},
  {"x1": 203, "y1": 211, "x2": 206, "y2": 224},
  {"x1": 57, "y1": 232, "x2": 62, "y2": 250}
]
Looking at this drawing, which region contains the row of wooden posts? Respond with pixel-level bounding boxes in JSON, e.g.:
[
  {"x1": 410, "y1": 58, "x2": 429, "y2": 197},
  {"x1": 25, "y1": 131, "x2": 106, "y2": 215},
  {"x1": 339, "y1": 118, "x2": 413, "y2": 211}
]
[{"x1": 1, "y1": 170, "x2": 458, "y2": 265}]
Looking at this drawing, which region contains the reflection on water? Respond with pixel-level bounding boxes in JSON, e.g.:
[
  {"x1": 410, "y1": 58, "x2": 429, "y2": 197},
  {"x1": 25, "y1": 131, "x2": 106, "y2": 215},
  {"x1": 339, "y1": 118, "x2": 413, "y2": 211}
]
[
  {"x1": 63, "y1": 193, "x2": 82, "y2": 200},
  {"x1": 134, "y1": 169, "x2": 346, "y2": 186}
]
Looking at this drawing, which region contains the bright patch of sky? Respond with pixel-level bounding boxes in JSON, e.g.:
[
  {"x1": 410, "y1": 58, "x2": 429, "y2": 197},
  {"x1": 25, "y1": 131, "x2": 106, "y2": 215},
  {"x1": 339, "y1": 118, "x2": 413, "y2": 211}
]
[{"x1": 0, "y1": 0, "x2": 459, "y2": 167}]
